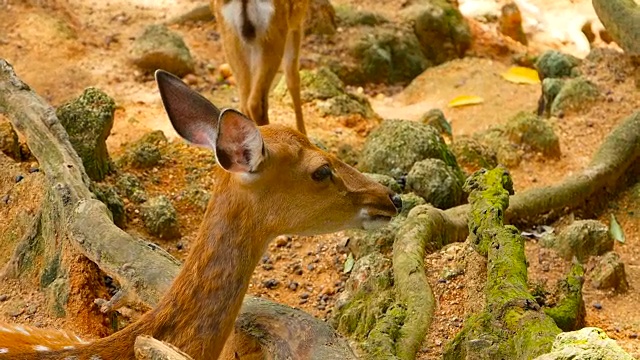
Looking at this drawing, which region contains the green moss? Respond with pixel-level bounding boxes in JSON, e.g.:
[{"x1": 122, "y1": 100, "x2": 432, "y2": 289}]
[
  {"x1": 335, "y1": 5, "x2": 389, "y2": 27},
  {"x1": 535, "y1": 50, "x2": 581, "y2": 79},
  {"x1": 551, "y1": 77, "x2": 600, "y2": 115},
  {"x1": 40, "y1": 254, "x2": 61, "y2": 289},
  {"x1": 504, "y1": 112, "x2": 561, "y2": 158},
  {"x1": 545, "y1": 263, "x2": 586, "y2": 331}
]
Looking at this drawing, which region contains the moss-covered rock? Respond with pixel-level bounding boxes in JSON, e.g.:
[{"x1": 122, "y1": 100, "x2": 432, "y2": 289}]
[
  {"x1": 359, "y1": 119, "x2": 458, "y2": 177},
  {"x1": 504, "y1": 112, "x2": 561, "y2": 157},
  {"x1": 402, "y1": 0, "x2": 472, "y2": 66},
  {"x1": 183, "y1": 186, "x2": 211, "y2": 212},
  {"x1": 535, "y1": 50, "x2": 581, "y2": 80},
  {"x1": 590, "y1": 251, "x2": 629, "y2": 292},
  {"x1": 451, "y1": 136, "x2": 498, "y2": 173},
  {"x1": 91, "y1": 183, "x2": 126, "y2": 228},
  {"x1": 56, "y1": 87, "x2": 115, "y2": 181},
  {"x1": 328, "y1": 25, "x2": 429, "y2": 86},
  {"x1": 540, "y1": 78, "x2": 566, "y2": 117},
  {"x1": 475, "y1": 127, "x2": 523, "y2": 167},
  {"x1": 130, "y1": 24, "x2": 194, "y2": 77},
  {"x1": 364, "y1": 173, "x2": 402, "y2": 194},
  {"x1": 406, "y1": 158, "x2": 464, "y2": 209},
  {"x1": 116, "y1": 173, "x2": 148, "y2": 204},
  {"x1": 305, "y1": 0, "x2": 337, "y2": 36},
  {"x1": 419, "y1": 108, "x2": 452, "y2": 137},
  {"x1": 534, "y1": 327, "x2": 634, "y2": 360},
  {"x1": 553, "y1": 220, "x2": 613, "y2": 261},
  {"x1": 117, "y1": 130, "x2": 167, "y2": 169},
  {"x1": 141, "y1": 195, "x2": 181, "y2": 239},
  {"x1": 335, "y1": 5, "x2": 389, "y2": 27},
  {"x1": 0, "y1": 120, "x2": 21, "y2": 161},
  {"x1": 551, "y1": 77, "x2": 600, "y2": 115}
]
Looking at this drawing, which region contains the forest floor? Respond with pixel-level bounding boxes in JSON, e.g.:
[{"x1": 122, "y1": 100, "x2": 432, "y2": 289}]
[{"x1": 0, "y1": 0, "x2": 639, "y2": 358}]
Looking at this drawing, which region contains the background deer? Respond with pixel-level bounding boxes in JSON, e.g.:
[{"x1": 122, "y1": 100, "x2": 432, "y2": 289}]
[
  {"x1": 0, "y1": 70, "x2": 401, "y2": 359},
  {"x1": 212, "y1": 0, "x2": 310, "y2": 134}
]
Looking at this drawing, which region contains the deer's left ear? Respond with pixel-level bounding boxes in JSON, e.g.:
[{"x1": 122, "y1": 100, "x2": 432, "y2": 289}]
[{"x1": 215, "y1": 109, "x2": 265, "y2": 173}]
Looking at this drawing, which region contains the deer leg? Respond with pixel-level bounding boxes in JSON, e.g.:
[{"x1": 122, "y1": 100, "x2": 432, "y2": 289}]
[
  {"x1": 247, "y1": 38, "x2": 286, "y2": 126},
  {"x1": 283, "y1": 28, "x2": 306, "y2": 135},
  {"x1": 222, "y1": 35, "x2": 252, "y2": 117}
]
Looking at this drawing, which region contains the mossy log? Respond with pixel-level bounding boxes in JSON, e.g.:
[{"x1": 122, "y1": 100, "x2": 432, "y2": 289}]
[
  {"x1": 351, "y1": 109, "x2": 639, "y2": 358},
  {"x1": 444, "y1": 168, "x2": 561, "y2": 359},
  {"x1": 0, "y1": 59, "x2": 356, "y2": 359}
]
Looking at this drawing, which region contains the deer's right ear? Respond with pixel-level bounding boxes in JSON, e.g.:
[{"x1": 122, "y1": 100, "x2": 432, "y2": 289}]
[{"x1": 155, "y1": 70, "x2": 221, "y2": 149}]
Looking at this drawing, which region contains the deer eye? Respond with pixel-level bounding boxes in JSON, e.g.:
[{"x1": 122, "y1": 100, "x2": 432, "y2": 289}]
[{"x1": 311, "y1": 164, "x2": 332, "y2": 182}]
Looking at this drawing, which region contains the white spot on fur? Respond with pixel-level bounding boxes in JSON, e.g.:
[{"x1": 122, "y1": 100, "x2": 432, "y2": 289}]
[
  {"x1": 74, "y1": 334, "x2": 89, "y2": 344},
  {"x1": 14, "y1": 326, "x2": 30, "y2": 336},
  {"x1": 0, "y1": 348, "x2": 8, "y2": 354},
  {"x1": 34, "y1": 345, "x2": 50, "y2": 352},
  {"x1": 221, "y1": 0, "x2": 275, "y2": 39},
  {"x1": 63, "y1": 345, "x2": 75, "y2": 350}
]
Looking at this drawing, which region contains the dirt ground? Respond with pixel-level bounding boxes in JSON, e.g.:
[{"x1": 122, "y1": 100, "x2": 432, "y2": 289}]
[{"x1": 0, "y1": 0, "x2": 639, "y2": 358}]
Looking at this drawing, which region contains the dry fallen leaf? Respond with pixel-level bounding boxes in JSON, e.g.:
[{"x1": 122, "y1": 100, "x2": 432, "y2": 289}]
[
  {"x1": 448, "y1": 95, "x2": 485, "y2": 108},
  {"x1": 500, "y1": 66, "x2": 541, "y2": 84}
]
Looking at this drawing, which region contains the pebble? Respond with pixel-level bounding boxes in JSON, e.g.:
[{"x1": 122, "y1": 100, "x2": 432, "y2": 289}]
[
  {"x1": 0, "y1": 294, "x2": 9, "y2": 302},
  {"x1": 630, "y1": 333, "x2": 638, "y2": 339},
  {"x1": 300, "y1": 292, "x2": 310, "y2": 299},
  {"x1": 261, "y1": 264, "x2": 274, "y2": 271},
  {"x1": 307, "y1": 264, "x2": 315, "y2": 271},
  {"x1": 275, "y1": 235, "x2": 290, "y2": 247},
  {"x1": 299, "y1": 299, "x2": 308, "y2": 305},
  {"x1": 176, "y1": 242, "x2": 184, "y2": 251},
  {"x1": 1, "y1": 194, "x2": 9, "y2": 204},
  {"x1": 26, "y1": 305, "x2": 37, "y2": 315},
  {"x1": 593, "y1": 302, "x2": 603, "y2": 310},
  {"x1": 15, "y1": 174, "x2": 24, "y2": 183},
  {"x1": 262, "y1": 279, "x2": 279, "y2": 289},
  {"x1": 288, "y1": 281, "x2": 299, "y2": 291},
  {"x1": 28, "y1": 167, "x2": 39, "y2": 173}
]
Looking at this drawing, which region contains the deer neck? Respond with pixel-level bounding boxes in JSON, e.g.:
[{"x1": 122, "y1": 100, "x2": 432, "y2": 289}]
[{"x1": 146, "y1": 181, "x2": 273, "y2": 358}]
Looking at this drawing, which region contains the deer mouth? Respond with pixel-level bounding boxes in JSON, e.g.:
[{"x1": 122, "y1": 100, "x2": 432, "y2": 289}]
[{"x1": 359, "y1": 209, "x2": 394, "y2": 230}]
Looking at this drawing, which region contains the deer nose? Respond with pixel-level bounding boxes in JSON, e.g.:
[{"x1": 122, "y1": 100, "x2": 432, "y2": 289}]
[{"x1": 390, "y1": 194, "x2": 402, "y2": 211}]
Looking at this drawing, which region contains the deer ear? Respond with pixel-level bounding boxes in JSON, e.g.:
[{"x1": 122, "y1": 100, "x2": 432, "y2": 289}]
[
  {"x1": 155, "y1": 70, "x2": 220, "y2": 149},
  {"x1": 215, "y1": 109, "x2": 265, "y2": 173}
]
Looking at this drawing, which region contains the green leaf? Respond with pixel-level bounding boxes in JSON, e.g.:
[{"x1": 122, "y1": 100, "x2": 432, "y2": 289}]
[
  {"x1": 609, "y1": 214, "x2": 625, "y2": 244},
  {"x1": 343, "y1": 253, "x2": 355, "y2": 274}
]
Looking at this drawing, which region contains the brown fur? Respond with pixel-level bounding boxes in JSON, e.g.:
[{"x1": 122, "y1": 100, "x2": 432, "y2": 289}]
[
  {"x1": 212, "y1": 0, "x2": 310, "y2": 134},
  {"x1": 0, "y1": 123, "x2": 397, "y2": 359}
]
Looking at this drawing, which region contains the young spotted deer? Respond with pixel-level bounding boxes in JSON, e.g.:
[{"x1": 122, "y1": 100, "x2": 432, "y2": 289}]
[
  {"x1": 212, "y1": 0, "x2": 310, "y2": 134},
  {"x1": 0, "y1": 70, "x2": 401, "y2": 359}
]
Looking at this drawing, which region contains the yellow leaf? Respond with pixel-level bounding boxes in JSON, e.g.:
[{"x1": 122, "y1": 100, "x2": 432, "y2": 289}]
[
  {"x1": 448, "y1": 95, "x2": 484, "y2": 108},
  {"x1": 501, "y1": 66, "x2": 541, "y2": 84}
]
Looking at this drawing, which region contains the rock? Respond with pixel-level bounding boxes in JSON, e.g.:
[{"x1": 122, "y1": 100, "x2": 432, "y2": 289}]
[
  {"x1": 363, "y1": 173, "x2": 402, "y2": 194},
  {"x1": 274, "y1": 67, "x2": 343, "y2": 103},
  {"x1": 406, "y1": 159, "x2": 464, "y2": 209},
  {"x1": 535, "y1": 50, "x2": 581, "y2": 80},
  {"x1": 540, "y1": 78, "x2": 566, "y2": 116},
  {"x1": 183, "y1": 186, "x2": 211, "y2": 211},
  {"x1": 476, "y1": 127, "x2": 523, "y2": 167},
  {"x1": 359, "y1": 119, "x2": 459, "y2": 177},
  {"x1": 317, "y1": 93, "x2": 377, "y2": 118},
  {"x1": 305, "y1": 0, "x2": 337, "y2": 36},
  {"x1": 130, "y1": 24, "x2": 194, "y2": 77},
  {"x1": 450, "y1": 136, "x2": 498, "y2": 173},
  {"x1": 141, "y1": 196, "x2": 181, "y2": 239},
  {"x1": 555, "y1": 220, "x2": 613, "y2": 261},
  {"x1": 551, "y1": 77, "x2": 600, "y2": 115},
  {"x1": 91, "y1": 183, "x2": 126, "y2": 228},
  {"x1": 335, "y1": 5, "x2": 389, "y2": 27},
  {"x1": 327, "y1": 25, "x2": 429, "y2": 85},
  {"x1": 591, "y1": 251, "x2": 629, "y2": 292},
  {"x1": 504, "y1": 112, "x2": 561, "y2": 157},
  {"x1": 397, "y1": 193, "x2": 427, "y2": 217},
  {"x1": 402, "y1": 0, "x2": 472, "y2": 66},
  {"x1": 117, "y1": 131, "x2": 167, "y2": 169},
  {"x1": 56, "y1": 88, "x2": 115, "y2": 181},
  {"x1": 498, "y1": 2, "x2": 527, "y2": 45},
  {"x1": 0, "y1": 120, "x2": 21, "y2": 161},
  {"x1": 116, "y1": 173, "x2": 147, "y2": 204},
  {"x1": 534, "y1": 327, "x2": 634, "y2": 360},
  {"x1": 419, "y1": 108, "x2": 452, "y2": 137}
]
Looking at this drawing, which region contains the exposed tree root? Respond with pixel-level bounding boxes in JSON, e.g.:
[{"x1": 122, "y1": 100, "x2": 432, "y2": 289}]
[
  {"x1": 336, "y1": 112, "x2": 640, "y2": 359},
  {"x1": 0, "y1": 59, "x2": 355, "y2": 359},
  {"x1": 444, "y1": 168, "x2": 561, "y2": 359}
]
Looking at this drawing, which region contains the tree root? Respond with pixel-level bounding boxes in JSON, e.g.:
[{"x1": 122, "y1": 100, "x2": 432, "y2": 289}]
[
  {"x1": 0, "y1": 58, "x2": 355, "y2": 359},
  {"x1": 336, "y1": 112, "x2": 639, "y2": 359},
  {"x1": 592, "y1": 0, "x2": 640, "y2": 56},
  {"x1": 444, "y1": 168, "x2": 561, "y2": 359},
  {"x1": 544, "y1": 263, "x2": 586, "y2": 332},
  {"x1": 134, "y1": 336, "x2": 194, "y2": 360}
]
